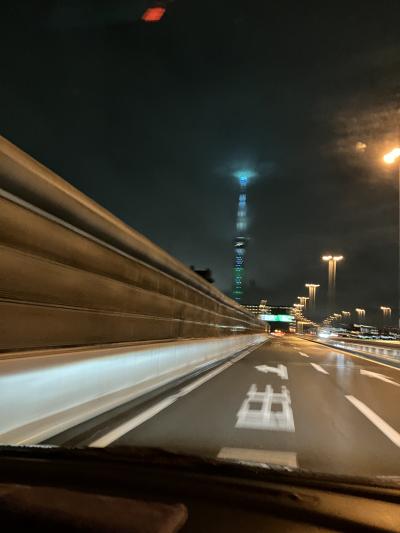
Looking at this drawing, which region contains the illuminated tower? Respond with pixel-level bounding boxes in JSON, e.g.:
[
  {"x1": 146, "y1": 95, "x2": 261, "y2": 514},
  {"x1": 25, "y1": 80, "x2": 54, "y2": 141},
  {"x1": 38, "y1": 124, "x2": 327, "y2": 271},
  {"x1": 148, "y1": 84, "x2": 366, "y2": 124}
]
[{"x1": 232, "y1": 172, "x2": 250, "y2": 302}]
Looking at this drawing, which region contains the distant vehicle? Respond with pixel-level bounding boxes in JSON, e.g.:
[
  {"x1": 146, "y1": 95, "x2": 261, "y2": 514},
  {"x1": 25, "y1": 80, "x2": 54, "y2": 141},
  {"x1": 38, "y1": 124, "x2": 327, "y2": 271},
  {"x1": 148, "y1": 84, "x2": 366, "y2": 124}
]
[
  {"x1": 381, "y1": 335, "x2": 396, "y2": 340},
  {"x1": 318, "y1": 329, "x2": 331, "y2": 339},
  {"x1": 271, "y1": 329, "x2": 285, "y2": 336}
]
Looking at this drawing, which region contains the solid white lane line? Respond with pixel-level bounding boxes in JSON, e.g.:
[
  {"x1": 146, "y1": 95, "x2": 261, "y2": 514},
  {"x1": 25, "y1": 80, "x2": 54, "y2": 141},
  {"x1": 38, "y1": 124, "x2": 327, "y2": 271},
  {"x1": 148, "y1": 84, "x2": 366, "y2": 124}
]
[
  {"x1": 88, "y1": 396, "x2": 178, "y2": 447},
  {"x1": 217, "y1": 447, "x2": 298, "y2": 468},
  {"x1": 89, "y1": 360, "x2": 235, "y2": 447},
  {"x1": 310, "y1": 363, "x2": 329, "y2": 375},
  {"x1": 179, "y1": 361, "x2": 232, "y2": 395},
  {"x1": 346, "y1": 395, "x2": 400, "y2": 448},
  {"x1": 230, "y1": 349, "x2": 251, "y2": 363},
  {"x1": 298, "y1": 351, "x2": 309, "y2": 358}
]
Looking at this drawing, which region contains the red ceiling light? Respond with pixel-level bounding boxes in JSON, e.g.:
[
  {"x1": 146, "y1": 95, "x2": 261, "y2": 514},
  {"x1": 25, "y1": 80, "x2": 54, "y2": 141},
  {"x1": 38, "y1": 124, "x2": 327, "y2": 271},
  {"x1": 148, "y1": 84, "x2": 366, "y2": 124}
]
[{"x1": 141, "y1": 6, "x2": 166, "y2": 22}]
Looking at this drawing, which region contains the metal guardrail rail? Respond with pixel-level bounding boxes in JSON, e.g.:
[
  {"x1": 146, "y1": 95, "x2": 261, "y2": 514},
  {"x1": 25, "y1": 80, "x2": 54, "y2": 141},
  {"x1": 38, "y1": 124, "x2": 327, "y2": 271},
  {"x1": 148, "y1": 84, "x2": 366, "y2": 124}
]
[
  {"x1": 306, "y1": 336, "x2": 400, "y2": 369},
  {"x1": 0, "y1": 135, "x2": 264, "y2": 351}
]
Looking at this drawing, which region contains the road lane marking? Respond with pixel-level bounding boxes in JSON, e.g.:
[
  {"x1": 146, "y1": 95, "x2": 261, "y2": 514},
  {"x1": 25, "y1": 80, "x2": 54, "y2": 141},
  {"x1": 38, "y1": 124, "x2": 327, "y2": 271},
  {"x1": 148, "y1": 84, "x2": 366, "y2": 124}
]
[
  {"x1": 217, "y1": 447, "x2": 298, "y2": 468},
  {"x1": 310, "y1": 363, "x2": 329, "y2": 375},
  {"x1": 360, "y1": 369, "x2": 400, "y2": 387},
  {"x1": 346, "y1": 395, "x2": 400, "y2": 448},
  {"x1": 88, "y1": 396, "x2": 178, "y2": 447},
  {"x1": 178, "y1": 361, "x2": 232, "y2": 394},
  {"x1": 298, "y1": 351, "x2": 309, "y2": 358},
  {"x1": 89, "y1": 360, "x2": 234, "y2": 447},
  {"x1": 236, "y1": 384, "x2": 295, "y2": 431},
  {"x1": 255, "y1": 364, "x2": 288, "y2": 379}
]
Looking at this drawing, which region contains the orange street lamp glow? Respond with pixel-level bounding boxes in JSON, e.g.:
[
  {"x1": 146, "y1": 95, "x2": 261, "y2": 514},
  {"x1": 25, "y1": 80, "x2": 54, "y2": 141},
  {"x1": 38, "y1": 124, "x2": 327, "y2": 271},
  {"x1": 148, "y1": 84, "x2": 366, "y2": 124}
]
[
  {"x1": 383, "y1": 148, "x2": 400, "y2": 328},
  {"x1": 383, "y1": 148, "x2": 400, "y2": 164}
]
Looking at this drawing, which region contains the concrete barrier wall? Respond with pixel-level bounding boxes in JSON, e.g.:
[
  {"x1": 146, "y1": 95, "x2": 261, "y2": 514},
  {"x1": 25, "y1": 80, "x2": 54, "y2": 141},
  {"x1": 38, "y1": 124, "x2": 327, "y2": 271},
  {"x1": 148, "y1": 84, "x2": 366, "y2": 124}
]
[
  {"x1": 0, "y1": 136, "x2": 264, "y2": 350},
  {"x1": 0, "y1": 334, "x2": 267, "y2": 445}
]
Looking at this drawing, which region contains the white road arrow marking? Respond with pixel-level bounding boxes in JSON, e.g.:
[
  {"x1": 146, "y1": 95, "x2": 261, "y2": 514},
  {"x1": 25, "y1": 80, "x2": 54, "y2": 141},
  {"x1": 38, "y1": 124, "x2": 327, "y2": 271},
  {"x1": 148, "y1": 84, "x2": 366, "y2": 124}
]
[
  {"x1": 360, "y1": 369, "x2": 400, "y2": 387},
  {"x1": 255, "y1": 364, "x2": 288, "y2": 379}
]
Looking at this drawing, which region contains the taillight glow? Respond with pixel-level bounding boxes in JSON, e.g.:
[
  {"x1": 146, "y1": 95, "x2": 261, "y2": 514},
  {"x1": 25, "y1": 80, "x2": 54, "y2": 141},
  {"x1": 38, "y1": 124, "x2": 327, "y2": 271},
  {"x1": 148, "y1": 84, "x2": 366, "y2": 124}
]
[{"x1": 142, "y1": 7, "x2": 166, "y2": 22}]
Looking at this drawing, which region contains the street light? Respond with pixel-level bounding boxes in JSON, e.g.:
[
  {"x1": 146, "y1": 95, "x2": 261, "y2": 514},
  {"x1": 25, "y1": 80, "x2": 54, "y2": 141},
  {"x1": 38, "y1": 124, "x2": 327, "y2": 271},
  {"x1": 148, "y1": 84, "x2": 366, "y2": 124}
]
[
  {"x1": 380, "y1": 306, "x2": 391, "y2": 326},
  {"x1": 355, "y1": 308, "x2": 366, "y2": 321},
  {"x1": 305, "y1": 283, "x2": 320, "y2": 312},
  {"x1": 383, "y1": 148, "x2": 400, "y2": 328},
  {"x1": 322, "y1": 255, "x2": 343, "y2": 312},
  {"x1": 297, "y1": 296, "x2": 309, "y2": 310}
]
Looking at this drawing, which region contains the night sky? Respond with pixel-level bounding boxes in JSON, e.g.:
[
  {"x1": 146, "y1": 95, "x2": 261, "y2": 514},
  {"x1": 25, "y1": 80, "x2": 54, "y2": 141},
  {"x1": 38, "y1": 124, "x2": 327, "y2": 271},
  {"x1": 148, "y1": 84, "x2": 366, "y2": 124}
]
[{"x1": 1, "y1": 1, "x2": 399, "y2": 322}]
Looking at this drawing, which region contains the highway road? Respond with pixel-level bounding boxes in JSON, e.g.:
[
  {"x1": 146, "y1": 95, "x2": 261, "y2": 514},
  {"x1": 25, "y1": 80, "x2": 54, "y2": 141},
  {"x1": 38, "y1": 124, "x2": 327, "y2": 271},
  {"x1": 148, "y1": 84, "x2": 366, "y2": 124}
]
[{"x1": 48, "y1": 336, "x2": 400, "y2": 478}]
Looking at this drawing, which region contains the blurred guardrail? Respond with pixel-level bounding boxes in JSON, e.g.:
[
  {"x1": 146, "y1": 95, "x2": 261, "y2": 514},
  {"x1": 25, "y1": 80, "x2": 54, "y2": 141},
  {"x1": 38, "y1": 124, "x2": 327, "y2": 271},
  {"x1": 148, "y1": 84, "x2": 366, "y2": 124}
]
[
  {"x1": 0, "y1": 135, "x2": 265, "y2": 350},
  {"x1": 307, "y1": 336, "x2": 400, "y2": 368}
]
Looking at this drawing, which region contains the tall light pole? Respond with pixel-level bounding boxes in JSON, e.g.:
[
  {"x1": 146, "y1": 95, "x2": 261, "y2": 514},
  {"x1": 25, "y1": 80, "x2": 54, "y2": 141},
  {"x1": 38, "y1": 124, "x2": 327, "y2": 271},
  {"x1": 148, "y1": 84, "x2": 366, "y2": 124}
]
[
  {"x1": 383, "y1": 148, "x2": 400, "y2": 328},
  {"x1": 297, "y1": 296, "x2": 309, "y2": 310},
  {"x1": 305, "y1": 283, "x2": 320, "y2": 312},
  {"x1": 341, "y1": 310, "x2": 351, "y2": 324},
  {"x1": 322, "y1": 255, "x2": 343, "y2": 313},
  {"x1": 355, "y1": 308, "x2": 366, "y2": 322},
  {"x1": 380, "y1": 306, "x2": 391, "y2": 327}
]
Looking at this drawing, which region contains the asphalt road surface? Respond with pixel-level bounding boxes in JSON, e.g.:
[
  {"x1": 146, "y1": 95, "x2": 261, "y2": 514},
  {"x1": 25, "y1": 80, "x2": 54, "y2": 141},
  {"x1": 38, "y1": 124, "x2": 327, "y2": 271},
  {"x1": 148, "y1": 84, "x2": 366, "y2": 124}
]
[{"x1": 49, "y1": 336, "x2": 400, "y2": 478}]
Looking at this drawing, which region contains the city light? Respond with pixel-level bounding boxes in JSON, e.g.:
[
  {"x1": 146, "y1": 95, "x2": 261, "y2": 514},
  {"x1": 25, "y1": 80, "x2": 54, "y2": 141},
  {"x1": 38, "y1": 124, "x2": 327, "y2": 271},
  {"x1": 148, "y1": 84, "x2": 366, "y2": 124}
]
[
  {"x1": 305, "y1": 283, "x2": 320, "y2": 311},
  {"x1": 383, "y1": 147, "x2": 400, "y2": 164},
  {"x1": 380, "y1": 306, "x2": 391, "y2": 323},
  {"x1": 355, "y1": 308, "x2": 366, "y2": 320},
  {"x1": 382, "y1": 148, "x2": 400, "y2": 328},
  {"x1": 297, "y1": 296, "x2": 309, "y2": 309},
  {"x1": 321, "y1": 254, "x2": 344, "y2": 312},
  {"x1": 141, "y1": 6, "x2": 166, "y2": 22},
  {"x1": 233, "y1": 169, "x2": 257, "y2": 182}
]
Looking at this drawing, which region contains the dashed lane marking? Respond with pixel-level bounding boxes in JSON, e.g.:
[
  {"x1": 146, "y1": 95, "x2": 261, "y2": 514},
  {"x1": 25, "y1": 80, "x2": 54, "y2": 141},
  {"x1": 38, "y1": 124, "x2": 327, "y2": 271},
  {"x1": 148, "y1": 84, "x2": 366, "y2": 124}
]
[
  {"x1": 88, "y1": 344, "x2": 262, "y2": 447},
  {"x1": 298, "y1": 351, "x2": 309, "y2": 358},
  {"x1": 310, "y1": 363, "x2": 329, "y2": 375},
  {"x1": 217, "y1": 447, "x2": 298, "y2": 468}
]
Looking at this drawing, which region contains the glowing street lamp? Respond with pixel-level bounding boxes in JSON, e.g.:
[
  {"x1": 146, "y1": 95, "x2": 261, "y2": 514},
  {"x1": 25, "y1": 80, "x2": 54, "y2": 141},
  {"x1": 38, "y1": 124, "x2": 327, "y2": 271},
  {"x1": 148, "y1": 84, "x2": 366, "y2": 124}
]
[
  {"x1": 305, "y1": 283, "x2": 320, "y2": 312},
  {"x1": 297, "y1": 296, "x2": 309, "y2": 310},
  {"x1": 322, "y1": 255, "x2": 343, "y2": 312},
  {"x1": 380, "y1": 306, "x2": 391, "y2": 326},
  {"x1": 383, "y1": 148, "x2": 400, "y2": 165},
  {"x1": 355, "y1": 308, "x2": 366, "y2": 321},
  {"x1": 383, "y1": 148, "x2": 400, "y2": 328}
]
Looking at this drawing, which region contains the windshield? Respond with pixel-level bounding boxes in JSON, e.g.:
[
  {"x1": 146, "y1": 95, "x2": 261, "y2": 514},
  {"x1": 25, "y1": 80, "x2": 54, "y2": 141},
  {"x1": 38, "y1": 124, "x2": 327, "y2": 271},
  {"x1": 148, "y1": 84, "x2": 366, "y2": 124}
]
[{"x1": 0, "y1": 0, "x2": 399, "y2": 480}]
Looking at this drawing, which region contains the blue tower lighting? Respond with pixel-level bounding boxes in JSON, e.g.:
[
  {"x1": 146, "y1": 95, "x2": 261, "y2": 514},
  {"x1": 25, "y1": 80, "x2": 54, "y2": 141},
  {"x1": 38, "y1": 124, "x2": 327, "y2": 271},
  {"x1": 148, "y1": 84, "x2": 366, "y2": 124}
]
[{"x1": 232, "y1": 170, "x2": 255, "y2": 302}]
